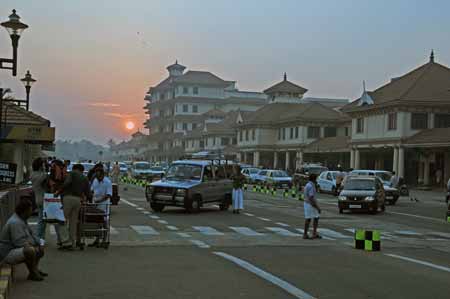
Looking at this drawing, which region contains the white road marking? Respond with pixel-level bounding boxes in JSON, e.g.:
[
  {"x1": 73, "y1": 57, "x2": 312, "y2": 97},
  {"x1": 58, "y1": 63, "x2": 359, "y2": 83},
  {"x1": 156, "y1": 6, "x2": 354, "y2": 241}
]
[
  {"x1": 121, "y1": 199, "x2": 138, "y2": 208},
  {"x1": 157, "y1": 220, "x2": 169, "y2": 224},
  {"x1": 296, "y1": 229, "x2": 335, "y2": 240},
  {"x1": 136, "y1": 207, "x2": 144, "y2": 211},
  {"x1": 177, "y1": 232, "x2": 191, "y2": 238},
  {"x1": 229, "y1": 227, "x2": 265, "y2": 236},
  {"x1": 318, "y1": 228, "x2": 351, "y2": 239},
  {"x1": 110, "y1": 226, "x2": 119, "y2": 235},
  {"x1": 142, "y1": 211, "x2": 151, "y2": 215},
  {"x1": 29, "y1": 222, "x2": 38, "y2": 225},
  {"x1": 149, "y1": 215, "x2": 160, "y2": 219},
  {"x1": 429, "y1": 232, "x2": 450, "y2": 239},
  {"x1": 386, "y1": 211, "x2": 443, "y2": 222},
  {"x1": 345, "y1": 228, "x2": 355, "y2": 234},
  {"x1": 244, "y1": 213, "x2": 254, "y2": 217},
  {"x1": 395, "y1": 230, "x2": 422, "y2": 236},
  {"x1": 426, "y1": 238, "x2": 447, "y2": 241},
  {"x1": 258, "y1": 217, "x2": 271, "y2": 222},
  {"x1": 130, "y1": 225, "x2": 159, "y2": 235},
  {"x1": 385, "y1": 254, "x2": 450, "y2": 273},
  {"x1": 166, "y1": 225, "x2": 179, "y2": 231},
  {"x1": 192, "y1": 226, "x2": 224, "y2": 236},
  {"x1": 275, "y1": 222, "x2": 290, "y2": 227},
  {"x1": 266, "y1": 227, "x2": 301, "y2": 237},
  {"x1": 190, "y1": 240, "x2": 210, "y2": 249},
  {"x1": 213, "y1": 252, "x2": 316, "y2": 299}
]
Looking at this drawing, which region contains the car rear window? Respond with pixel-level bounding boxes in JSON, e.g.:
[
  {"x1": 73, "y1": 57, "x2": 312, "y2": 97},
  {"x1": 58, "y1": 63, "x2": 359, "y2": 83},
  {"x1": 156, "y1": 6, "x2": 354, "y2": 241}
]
[{"x1": 344, "y1": 179, "x2": 375, "y2": 190}]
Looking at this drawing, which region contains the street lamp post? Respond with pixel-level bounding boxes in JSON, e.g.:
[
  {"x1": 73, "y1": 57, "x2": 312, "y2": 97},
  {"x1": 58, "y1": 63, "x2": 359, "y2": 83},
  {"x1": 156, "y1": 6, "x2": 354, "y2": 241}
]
[
  {"x1": 20, "y1": 70, "x2": 36, "y2": 111},
  {"x1": 0, "y1": 9, "x2": 28, "y2": 76}
]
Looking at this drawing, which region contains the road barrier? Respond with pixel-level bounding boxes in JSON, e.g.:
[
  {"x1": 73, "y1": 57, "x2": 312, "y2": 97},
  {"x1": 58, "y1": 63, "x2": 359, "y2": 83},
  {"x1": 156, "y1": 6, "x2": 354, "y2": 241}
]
[
  {"x1": 247, "y1": 184, "x2": 304, "y2": 201},
  {"x1": 354, "y1": 229, "x2": 381, "y2": 251},
  {"x1": 120, "y1": 176, "x2": 150, "y2": 188}
]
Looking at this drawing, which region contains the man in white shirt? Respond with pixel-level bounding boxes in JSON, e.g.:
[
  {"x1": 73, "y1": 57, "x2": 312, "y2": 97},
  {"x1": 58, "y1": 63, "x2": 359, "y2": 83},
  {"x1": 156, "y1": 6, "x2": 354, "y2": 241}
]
[{"x1": 89, "y1": 168, "x2": 112, "y2": 247}]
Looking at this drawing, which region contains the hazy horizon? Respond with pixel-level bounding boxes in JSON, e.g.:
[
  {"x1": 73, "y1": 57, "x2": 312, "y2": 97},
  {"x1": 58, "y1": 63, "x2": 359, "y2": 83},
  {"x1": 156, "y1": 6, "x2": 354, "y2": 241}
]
[{"x1": 1, "y1": 0, "x2": 449, "y2": 143}]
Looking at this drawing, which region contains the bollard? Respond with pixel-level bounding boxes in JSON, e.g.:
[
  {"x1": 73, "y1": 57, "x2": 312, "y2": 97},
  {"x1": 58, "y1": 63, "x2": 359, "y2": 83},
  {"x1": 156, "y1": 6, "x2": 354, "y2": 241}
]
[
  {"x1": 283, "y1": 189, "x2": 289, "y2": 198},
  {"x1": 291, "y1": 189, "x2": 297, "y2": 198},
  {"x1": 298, "y1": 193, "x2": 304, "y2": 201},
  {"x1": 252, "y1": 185, "x2": 257, "y2": 192},
  {"x1": 271, "y1": 187, "x2": 277, "y2": 196},
  {"x1": 244, "y1": 184, "x2": 248, "y2": 191},
  {"x1": 354, "y1": 229, "x2": 381, "y2": 251}
]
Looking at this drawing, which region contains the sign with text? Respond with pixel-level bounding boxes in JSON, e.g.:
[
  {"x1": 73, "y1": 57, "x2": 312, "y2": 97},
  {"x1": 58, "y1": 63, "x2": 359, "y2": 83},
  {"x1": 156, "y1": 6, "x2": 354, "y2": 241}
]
[
  {"x1": 0, "y1": 162, "x2": 17, "y2": 184},
  {"x1": 0, "y1": 126, "x2": 55, "y2": 143}
]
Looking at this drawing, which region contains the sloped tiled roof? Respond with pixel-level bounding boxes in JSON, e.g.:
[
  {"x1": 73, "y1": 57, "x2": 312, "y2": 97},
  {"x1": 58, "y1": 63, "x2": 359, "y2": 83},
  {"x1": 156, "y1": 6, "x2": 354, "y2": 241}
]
[
  {"x1": 2, "y1": 103, "x2": 50, "y2": 126},
  {"x1": 404, "y1": 128, "x2": 450, "y2": 145},
  {"x1": 173, "y1": 71, "x2": 232, "y2": 86},
  {"x1": 303, "y1": 136, "x2": 351, "y2": 153},
  {"x1": 343, "y1": 59, "x2": 450, "y2": 112},
  {"x1": 242, "y1": 102, "x2": 349, "y2": 126},
  {"x1": 263, "y1": 78, "x2": 308, "y2": 95}
]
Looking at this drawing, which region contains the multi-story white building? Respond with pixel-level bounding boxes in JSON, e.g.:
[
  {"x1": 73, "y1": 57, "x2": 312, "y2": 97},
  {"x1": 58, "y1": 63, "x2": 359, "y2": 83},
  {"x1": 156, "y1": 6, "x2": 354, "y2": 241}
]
[
  {"x1": 342, "y1": 52, "x2": 450, "y2": 186},
  {"x1": 143, "y1": 61, "x2": 267, "y2": 161}
]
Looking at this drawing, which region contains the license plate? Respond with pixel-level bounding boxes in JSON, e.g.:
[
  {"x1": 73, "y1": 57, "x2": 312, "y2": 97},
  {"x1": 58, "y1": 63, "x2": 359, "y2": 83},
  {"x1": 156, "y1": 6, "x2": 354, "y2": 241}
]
[{"x1": 349, "y1": 204, "x2": 361, "y2": 209}]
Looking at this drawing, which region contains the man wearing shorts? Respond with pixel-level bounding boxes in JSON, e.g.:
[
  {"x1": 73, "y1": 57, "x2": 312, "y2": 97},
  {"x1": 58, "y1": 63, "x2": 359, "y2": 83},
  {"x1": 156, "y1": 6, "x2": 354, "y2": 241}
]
[
  {"x1": 303, "y1": 173, "x2": 322, "y2": 239},
  {"x1": 0, "y1": 198, "x2": 47, "y2": 281}
]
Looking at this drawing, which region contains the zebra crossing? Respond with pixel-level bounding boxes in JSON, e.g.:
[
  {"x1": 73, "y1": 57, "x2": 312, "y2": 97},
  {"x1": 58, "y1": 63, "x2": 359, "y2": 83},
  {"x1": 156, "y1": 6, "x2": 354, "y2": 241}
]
[{"x1": 39, "y1": 223, "x2": 450, "y2": 241}]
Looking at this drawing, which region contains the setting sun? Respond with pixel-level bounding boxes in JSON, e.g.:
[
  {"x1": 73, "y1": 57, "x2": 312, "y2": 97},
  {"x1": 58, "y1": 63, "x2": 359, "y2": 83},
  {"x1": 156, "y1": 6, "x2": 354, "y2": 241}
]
[{"x1": 125, "y1": 121, "x2": 135, "y2": 130}]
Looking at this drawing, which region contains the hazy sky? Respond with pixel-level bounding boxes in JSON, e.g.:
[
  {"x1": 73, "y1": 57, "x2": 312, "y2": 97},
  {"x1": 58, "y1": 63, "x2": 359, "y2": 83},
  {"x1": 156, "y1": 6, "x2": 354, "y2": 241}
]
[{"x1": 1, "y1": 0, "x2": 449, "y2": 144}]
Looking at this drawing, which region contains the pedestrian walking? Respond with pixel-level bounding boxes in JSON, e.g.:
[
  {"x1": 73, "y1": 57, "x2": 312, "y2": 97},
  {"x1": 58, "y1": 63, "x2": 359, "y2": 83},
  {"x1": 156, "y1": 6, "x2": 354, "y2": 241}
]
[
  {"x1": 0, "y1": 198, "x2": 47, "y2": 281},
  {"x1": 111, "y1": 161, "x2": 120, "y2": 184},
  {"x1": 89, "y1": 168, "x2": 112, "y2": 247},
  {"x1": 56, "y1": 164, "x2": 90, "y2": 250},
  {"x1": 303, "y1": 173, "x2": 322, "y2": 239},
  {"x1": 231, "y1": 165, "x2": 245, "y2": 214},
  {"x1": 31, "y1": 158, "x2": 48, "y2": 240}
]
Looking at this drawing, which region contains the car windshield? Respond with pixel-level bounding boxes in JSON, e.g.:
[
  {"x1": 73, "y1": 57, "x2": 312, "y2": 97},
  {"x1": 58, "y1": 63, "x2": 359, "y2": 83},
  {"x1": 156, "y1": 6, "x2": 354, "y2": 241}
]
[
  {"x1": 344, "y1": 179, "x2": 375, "y2": 190},
  {"x1": 308, "y1": 167, "x2": 328, "y2": 175},
  {"x1": 81, "y1": 163, "x2": 95, "y2": 172},
  {"x1": 165, "y1": 164, "x2": 203, "y2": 180},
  {"x1": 273, "y1": 171, "x2": 288, "y2": 177},
  {"x1": 375, "y1": 172, "x2": 392, "y2": 182},
  {"x1": 135, "y1": 163, "x2": 150, "y2": 170},
  {"x1": 248, "y1": 168, "x2": 259, "y2": 174}
]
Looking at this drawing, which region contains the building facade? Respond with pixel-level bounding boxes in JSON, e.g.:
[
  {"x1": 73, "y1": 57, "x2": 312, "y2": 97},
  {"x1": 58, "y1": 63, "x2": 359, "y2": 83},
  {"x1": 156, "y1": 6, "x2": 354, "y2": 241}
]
[
  {"x1": 143, "y1": 61, "x2": 268, "y2": 161},
  {"x1": 342, "y1": 52, "x2": 450, "y2": 186}
]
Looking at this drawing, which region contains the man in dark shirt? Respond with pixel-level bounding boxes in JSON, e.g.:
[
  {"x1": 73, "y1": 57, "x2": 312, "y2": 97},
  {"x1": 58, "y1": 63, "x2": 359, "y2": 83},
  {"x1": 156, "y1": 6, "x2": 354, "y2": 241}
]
[
  {"x1": 56, "y1": 164, "x2": 90, "y2": 250},
  {"x1": 0, "y1": 198, "x2": 47, "y2": 281}
]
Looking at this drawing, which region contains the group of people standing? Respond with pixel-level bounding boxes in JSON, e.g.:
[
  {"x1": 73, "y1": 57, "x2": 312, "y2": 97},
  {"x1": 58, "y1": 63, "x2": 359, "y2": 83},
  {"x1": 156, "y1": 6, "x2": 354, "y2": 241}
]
[{"x1": 0, "y1": 157, "x2": 113, "y2": 282}]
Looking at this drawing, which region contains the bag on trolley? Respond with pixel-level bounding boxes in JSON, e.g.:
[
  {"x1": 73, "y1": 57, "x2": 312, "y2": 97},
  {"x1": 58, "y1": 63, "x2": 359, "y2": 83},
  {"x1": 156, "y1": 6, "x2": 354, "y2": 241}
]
[{"x1": 43, "y1": 193, "x2": 65, "y2": 224}]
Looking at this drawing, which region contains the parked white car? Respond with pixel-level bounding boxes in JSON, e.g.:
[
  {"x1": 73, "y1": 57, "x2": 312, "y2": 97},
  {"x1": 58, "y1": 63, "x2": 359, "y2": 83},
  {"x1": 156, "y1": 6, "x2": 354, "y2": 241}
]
[
  {"x1": 317, "y1": 171, "x2": 346, "y2": 193},
  {"x1": 241, "y1": 168, "x2": 260, "y2": 183},
  {"x1": 255, "y1": 169, "x2": 292, "y2": 189}
]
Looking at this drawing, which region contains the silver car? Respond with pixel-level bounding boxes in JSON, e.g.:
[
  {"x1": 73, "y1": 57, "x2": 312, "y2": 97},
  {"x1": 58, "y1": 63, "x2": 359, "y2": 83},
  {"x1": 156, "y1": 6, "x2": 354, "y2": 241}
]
[{"x1": 146, "y1": 160, "x2": 233, "y2": 213}]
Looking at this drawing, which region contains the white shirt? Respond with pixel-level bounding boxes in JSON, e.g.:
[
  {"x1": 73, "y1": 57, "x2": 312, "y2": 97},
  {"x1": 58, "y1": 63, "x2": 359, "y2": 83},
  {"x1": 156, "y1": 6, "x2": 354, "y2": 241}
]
[{"x1": 91, "y1": 177, "x2": 112, "y2": 205}]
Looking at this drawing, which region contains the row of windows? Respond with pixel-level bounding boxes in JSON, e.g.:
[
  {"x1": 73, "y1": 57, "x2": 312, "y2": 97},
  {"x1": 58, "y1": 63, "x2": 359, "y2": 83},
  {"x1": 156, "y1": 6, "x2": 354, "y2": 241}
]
[
  {"x1": 177, "y1": 104, "x2": 198, "y2": 113},
  {"x1": 356, "y1": 112, "x2": 450, "y2": 134},
  {"x1": 277, "y1": 126, "x2": 338, "y2": 140},
  {"x1": 156, "y1": 86, "x2": 200, "y2": 100},
  {"x1": 184, "y1": 138, "x2": 237, "y2": 148},
  {"x1": 239, "y1": 129, "x2": 256, "y2": 142}
]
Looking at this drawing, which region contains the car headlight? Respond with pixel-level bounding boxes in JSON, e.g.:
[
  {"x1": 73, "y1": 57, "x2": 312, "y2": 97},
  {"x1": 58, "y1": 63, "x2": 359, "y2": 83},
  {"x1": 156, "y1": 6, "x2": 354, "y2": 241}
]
[
  {"x1": 176, "y1": 189, "x2": 187, "y2": 197},
  {"x1": 364, "y1": 196, "x2": 374, "y2": 201},
  {"x1": 338, "y1": 196, "x2": 347, "y2": 201}
]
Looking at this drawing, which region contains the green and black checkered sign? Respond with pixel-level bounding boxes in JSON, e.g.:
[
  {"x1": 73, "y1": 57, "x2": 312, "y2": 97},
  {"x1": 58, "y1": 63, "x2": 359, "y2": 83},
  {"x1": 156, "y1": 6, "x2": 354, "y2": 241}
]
[{"x1": 354, "y1": 229, "x2": 381, "y2": 251}]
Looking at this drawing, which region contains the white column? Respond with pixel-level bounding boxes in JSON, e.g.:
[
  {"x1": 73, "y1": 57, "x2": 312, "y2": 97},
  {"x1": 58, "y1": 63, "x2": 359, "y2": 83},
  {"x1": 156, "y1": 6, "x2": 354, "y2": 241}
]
[
  {"x1": 350, "y1": 149, "x2": 355, "y2": 169},
  {"x1": 354, "y1": 149, "x2": 360, "y2": 169},
  {"x1": 285, "y1": 152, "x2": 290, "y2": 171},
  {"x1": 392, "y1": 147, "x2": 399, "y2": 174},
  {"x1": 236, "y1": 152, "x2": 242, "y2": 163},
  {"x1": 398, "y1": 147, "x2": 405, "y2": 179},
  {"x1": 296, "y1": 151, "x2": 303, "y2": 170},
  {"x1": 253, "y1": 151, "x2": 260, "y2": 167},
  {"x1": 273, "y1": 152, "x2": 279, "y2": 169}
]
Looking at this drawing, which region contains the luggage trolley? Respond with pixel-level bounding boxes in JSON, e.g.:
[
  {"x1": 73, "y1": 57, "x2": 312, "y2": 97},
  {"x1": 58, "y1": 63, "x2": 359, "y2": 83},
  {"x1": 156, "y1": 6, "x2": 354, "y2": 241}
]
[{"x1": 78, "y1": 202, "x2": 111, "y2": 249}]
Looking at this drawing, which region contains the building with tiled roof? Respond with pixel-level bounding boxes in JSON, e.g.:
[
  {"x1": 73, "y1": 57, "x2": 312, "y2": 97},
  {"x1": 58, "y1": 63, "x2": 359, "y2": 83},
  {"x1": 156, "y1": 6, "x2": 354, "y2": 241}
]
[{"x1": 342, "y1": 51, "x2": 450, "y2": 186}]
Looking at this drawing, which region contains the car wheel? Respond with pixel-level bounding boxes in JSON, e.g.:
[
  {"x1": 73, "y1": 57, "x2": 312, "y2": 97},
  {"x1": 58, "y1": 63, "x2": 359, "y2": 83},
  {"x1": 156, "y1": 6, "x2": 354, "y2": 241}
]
[
  {"x1": 150, "y1": 203, "x2": 164, "y2": 213},
  {"x1": 186, "y1": 196, "x2": 201, "y2": 213}
]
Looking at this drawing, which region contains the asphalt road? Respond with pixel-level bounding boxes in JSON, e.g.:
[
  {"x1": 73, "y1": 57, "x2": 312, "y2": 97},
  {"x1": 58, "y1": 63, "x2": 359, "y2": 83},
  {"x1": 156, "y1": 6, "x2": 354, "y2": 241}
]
[{"x1": 12, "y1": 184, "x2": 450, "y2": 299}]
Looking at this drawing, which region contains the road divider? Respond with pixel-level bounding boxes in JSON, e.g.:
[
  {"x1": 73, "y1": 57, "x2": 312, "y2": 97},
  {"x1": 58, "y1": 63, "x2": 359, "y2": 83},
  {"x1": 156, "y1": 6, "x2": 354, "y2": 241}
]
[
  {"x1": 246, "y1": 184, "x2": 304, "y2": 201},
  {"x1": 354, "y1": 229, "x2": 381, "y2": 251}
]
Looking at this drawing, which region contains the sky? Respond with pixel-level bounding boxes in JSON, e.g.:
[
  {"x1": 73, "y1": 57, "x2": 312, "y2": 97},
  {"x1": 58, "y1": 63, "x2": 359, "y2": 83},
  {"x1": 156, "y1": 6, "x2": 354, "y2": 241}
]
[{"x1": 1, "y1": 0, "x2": 449, "y2": 144}]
